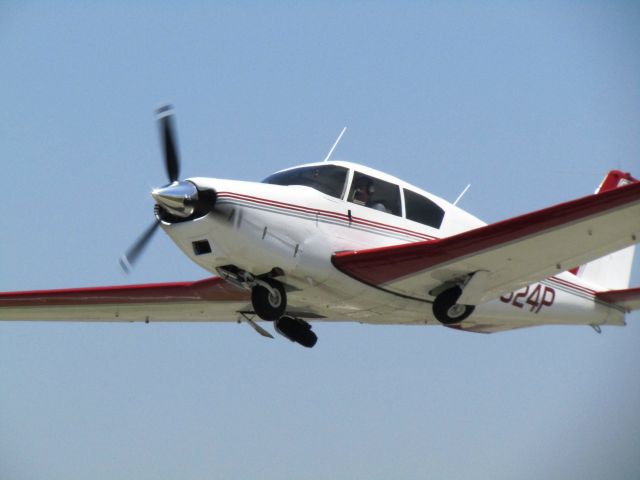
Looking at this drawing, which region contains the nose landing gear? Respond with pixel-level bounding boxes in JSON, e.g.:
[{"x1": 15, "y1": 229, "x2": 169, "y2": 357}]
[
  {"x1": 223, "y1": 269, "x2": 316, "y2": 347},
  {"x1": 250, "y1": 280, "x2": 317, "y2": 348},
  {"x1": 251, "y1": 278, "x2": 287, "y2": 321}
]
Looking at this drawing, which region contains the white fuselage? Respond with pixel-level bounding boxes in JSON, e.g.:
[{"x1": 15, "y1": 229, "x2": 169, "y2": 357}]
[{"x1": 159, "y1": 161, "x2": 623, "y2": 328}]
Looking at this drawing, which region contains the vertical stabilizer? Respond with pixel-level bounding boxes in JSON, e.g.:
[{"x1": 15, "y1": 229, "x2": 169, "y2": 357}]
[
  {"x1": 577, "y1": 245, "x2": 635, "y2": 290},
  {"x1": 573, "y1": 170, "x2": 638, "y2": 290}
]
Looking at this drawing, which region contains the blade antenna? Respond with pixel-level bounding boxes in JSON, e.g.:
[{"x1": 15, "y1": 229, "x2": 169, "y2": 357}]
[
  {"x1": 453, "y1": 183, "x2": 471, "y2": 206},
  {"x1": 322, "y1": 126, "x2": 347, "y2": 162}
]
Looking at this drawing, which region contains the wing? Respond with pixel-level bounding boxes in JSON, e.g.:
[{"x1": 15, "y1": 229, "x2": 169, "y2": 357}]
[
  {"x1": 332, "y1": 181, "x2": 640, "y2": 304},
  {"x1": 595, "y1": 288, "x2": 640, "y2": 312},
  {"x1": 0, "y1": 277, "x2": 251, "y2": 322}
]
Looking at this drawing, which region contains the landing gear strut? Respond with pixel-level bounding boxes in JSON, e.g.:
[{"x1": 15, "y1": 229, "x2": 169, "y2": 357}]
[
  {"x1": 275, "y1": 316, "x2": 317, "y2": 348},
  {"x1": 251, "y1": 279, "x2": 286, "y2": 321},
  {"x1": 228, "y1": 269, "x2": 316, "y2": 347},
  {"x1": 432, "y1": 286, "x2": 475, "y2": 325}
]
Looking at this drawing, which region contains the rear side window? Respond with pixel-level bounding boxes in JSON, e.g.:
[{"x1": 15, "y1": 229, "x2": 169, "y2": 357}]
[{"x1": 404, "y1": 189, "x2": 445, "y2": 228}]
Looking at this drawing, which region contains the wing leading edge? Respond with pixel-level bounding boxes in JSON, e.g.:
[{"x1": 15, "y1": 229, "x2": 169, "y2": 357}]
[
  {"x1": 0, "y1": 277, "x2": 250, "y2": 322},
  {"x1": 333, "y1": 180, "x2": 640, "y2": 304}
]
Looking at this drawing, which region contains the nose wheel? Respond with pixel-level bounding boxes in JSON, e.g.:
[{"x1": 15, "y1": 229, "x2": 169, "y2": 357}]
[
  {"x1": 249, "y1": 278, "x2": 317, "y2": 348},
  {"x1": 251, "y1": 279, "x2": 287, "y2": 321}
]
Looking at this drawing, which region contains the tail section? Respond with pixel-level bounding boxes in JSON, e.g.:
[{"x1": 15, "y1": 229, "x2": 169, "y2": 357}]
[
  {"x1": 595, "y1": 287, "x2": 640, "y2": 312},
  {"x1": 577, "y1": 246, "x2": 635, "y2": 290},
  {"x1": 595, "y1": 170, "x2": 637, "y2": 193},
  {"x1": 572, "y1": 170, "x2": 639, "y2": 290}
]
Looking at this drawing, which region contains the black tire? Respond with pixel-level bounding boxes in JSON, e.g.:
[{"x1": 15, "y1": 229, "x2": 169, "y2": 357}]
[
  {"x1": 275, "y1": 316, "x2": 317, "y2": 348},
  {"x1": 251, "y1": 279, "x2": 286, "y2": 320},
  {"x1": 432, "y1": 286, "x2": 475, "y2": 325}
]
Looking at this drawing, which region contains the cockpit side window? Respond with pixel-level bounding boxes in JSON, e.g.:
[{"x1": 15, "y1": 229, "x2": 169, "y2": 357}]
[
  {"x1": 262, "y1": 165, "x2": 348, "y2": 199},
  {"x1": 347, "y1": 172, "x2": 401, "y2": 216},
  {"x1": 403, "y1": 189, "x2": 445, "y2": 229}
]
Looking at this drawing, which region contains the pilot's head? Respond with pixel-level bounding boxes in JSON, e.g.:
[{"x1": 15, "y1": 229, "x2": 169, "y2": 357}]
[{"x1": 354, "y1": 177, "x2": 375, "y2": 203}]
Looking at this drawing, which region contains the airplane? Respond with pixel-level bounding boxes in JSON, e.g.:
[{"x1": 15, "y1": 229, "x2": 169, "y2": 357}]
[{"x1": 1, "y1": 105, "x2": 639, "y2": 348}]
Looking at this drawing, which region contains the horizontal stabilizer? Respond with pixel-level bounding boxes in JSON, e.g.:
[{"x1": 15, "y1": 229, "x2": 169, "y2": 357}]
[{"x1": 595, "y1": 287, "x2": 640, "y2": 312}]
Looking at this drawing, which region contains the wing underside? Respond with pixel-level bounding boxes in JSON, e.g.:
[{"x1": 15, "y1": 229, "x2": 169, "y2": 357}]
[
  {"x1": 333, "y1": 181, "x2": 640, "y2": 304},
  {"x1": 0, "y1": 277, "x2": 251, "y2": 322}
]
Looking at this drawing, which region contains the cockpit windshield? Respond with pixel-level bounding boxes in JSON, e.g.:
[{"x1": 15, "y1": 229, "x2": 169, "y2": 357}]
[{"x1": 262, "y1": 164, "x2": 348, "y2": 199}]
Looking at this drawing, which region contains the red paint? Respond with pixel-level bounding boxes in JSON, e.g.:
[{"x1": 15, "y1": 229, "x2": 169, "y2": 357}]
[
  {"x1": 596, "y1": 287, "x2": 640, "y2": 305},
  {"x1": 547, "y1": 276, "x2": 596, "y2": 295},
  {"x1": 499, "y1": 285, "x2": 555, "y2": 313},
  {"x1": 218, "y1": 191, "x2": 437, "y2": 241},
  {"x1": 597, "y1": 170, "x2": 638, "y2": 194},
  {"x1": 526, "y1": 285, "x2": 541, "y2": 311},
  {"x1": 512, "y1": 286, "x2": 529, "y2": 308},
  {"x1": 540, "y1": 286, "x2": 555, "y2": 312},
  {"x1": 0, "y1": 277, "x2": 249, "y2": 308},
  {"x1": 332, "y1": 181, "x2": 640, "y2": 286}
]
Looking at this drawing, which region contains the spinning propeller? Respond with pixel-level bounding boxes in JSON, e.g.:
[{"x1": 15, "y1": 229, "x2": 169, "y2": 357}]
[{"x1": 119, "y1": 105, "x2": 215, "y2": 273}]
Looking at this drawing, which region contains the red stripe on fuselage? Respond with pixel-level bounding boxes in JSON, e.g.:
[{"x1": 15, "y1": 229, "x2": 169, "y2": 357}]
[
  {"x1": 546, "y1": 276, "x2": 597, "y2": 296},
  {"x1": 332, "y1": 181, "x2": 640, "y2": 286},
  {"x1": 217, "y1": 191, "x2": 436, "y2": 241}
]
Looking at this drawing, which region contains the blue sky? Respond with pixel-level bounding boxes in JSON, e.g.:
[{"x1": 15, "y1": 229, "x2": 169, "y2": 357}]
[{"x1": 1, "y1": 2, "x2": 639, "y2": 479}]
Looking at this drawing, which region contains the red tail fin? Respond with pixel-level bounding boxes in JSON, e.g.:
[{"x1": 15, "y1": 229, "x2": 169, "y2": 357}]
[{"x1": 596, "y1": 170, "x2": 639, "y2": 194}]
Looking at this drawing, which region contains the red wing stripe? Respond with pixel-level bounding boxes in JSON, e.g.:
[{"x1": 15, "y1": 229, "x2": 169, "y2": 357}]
[
  {"x1": 332, "y1": 181, "x2": 640, "y2": 286},
  {"x1": 0, "y1": 277, "x2": 249, "y2": 308}
]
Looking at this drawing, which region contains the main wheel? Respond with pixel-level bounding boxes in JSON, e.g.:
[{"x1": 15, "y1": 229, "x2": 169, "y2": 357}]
[
  {"x1": 432, "y1": 286, "x2": 475, "y2": 325},
  {"x1": 251, "y1": 279, "x2": 286, "y2": 320}
]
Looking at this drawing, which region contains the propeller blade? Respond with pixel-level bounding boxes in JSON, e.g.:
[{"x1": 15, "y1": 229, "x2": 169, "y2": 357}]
[
  {"x1": 119, "y1": 220, "x2": 161, "y2": 274},
  {"x1": 157, "y1": 104, "x2": 180, "y2": 183}
]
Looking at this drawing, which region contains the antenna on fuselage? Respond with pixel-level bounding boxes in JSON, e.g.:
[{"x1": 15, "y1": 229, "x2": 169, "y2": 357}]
[
  {"x1": 323, "y1": 126, "x2": 347, "y2": 162},
  {"x1": 453, "y1": 183, "x2": 471, "y2": 206}
]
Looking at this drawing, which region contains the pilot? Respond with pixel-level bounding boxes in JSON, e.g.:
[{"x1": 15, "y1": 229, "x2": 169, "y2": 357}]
[{"x1": 353, "y1": 177, "x2": 387, "y2": 212}]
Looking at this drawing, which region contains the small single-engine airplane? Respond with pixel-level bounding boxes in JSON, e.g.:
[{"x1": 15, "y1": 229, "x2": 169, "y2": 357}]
[{"x1": 1, "y1": 106, "x2": 639, "y2": 347}]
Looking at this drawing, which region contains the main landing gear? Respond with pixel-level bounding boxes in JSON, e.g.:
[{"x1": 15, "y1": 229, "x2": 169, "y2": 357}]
[
  {"x1": 249, "y1": 277, "x2": 317, "y2": 348},
  {"x1": 432, "y1": 286, "x2": 475, "y2": 325}
]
